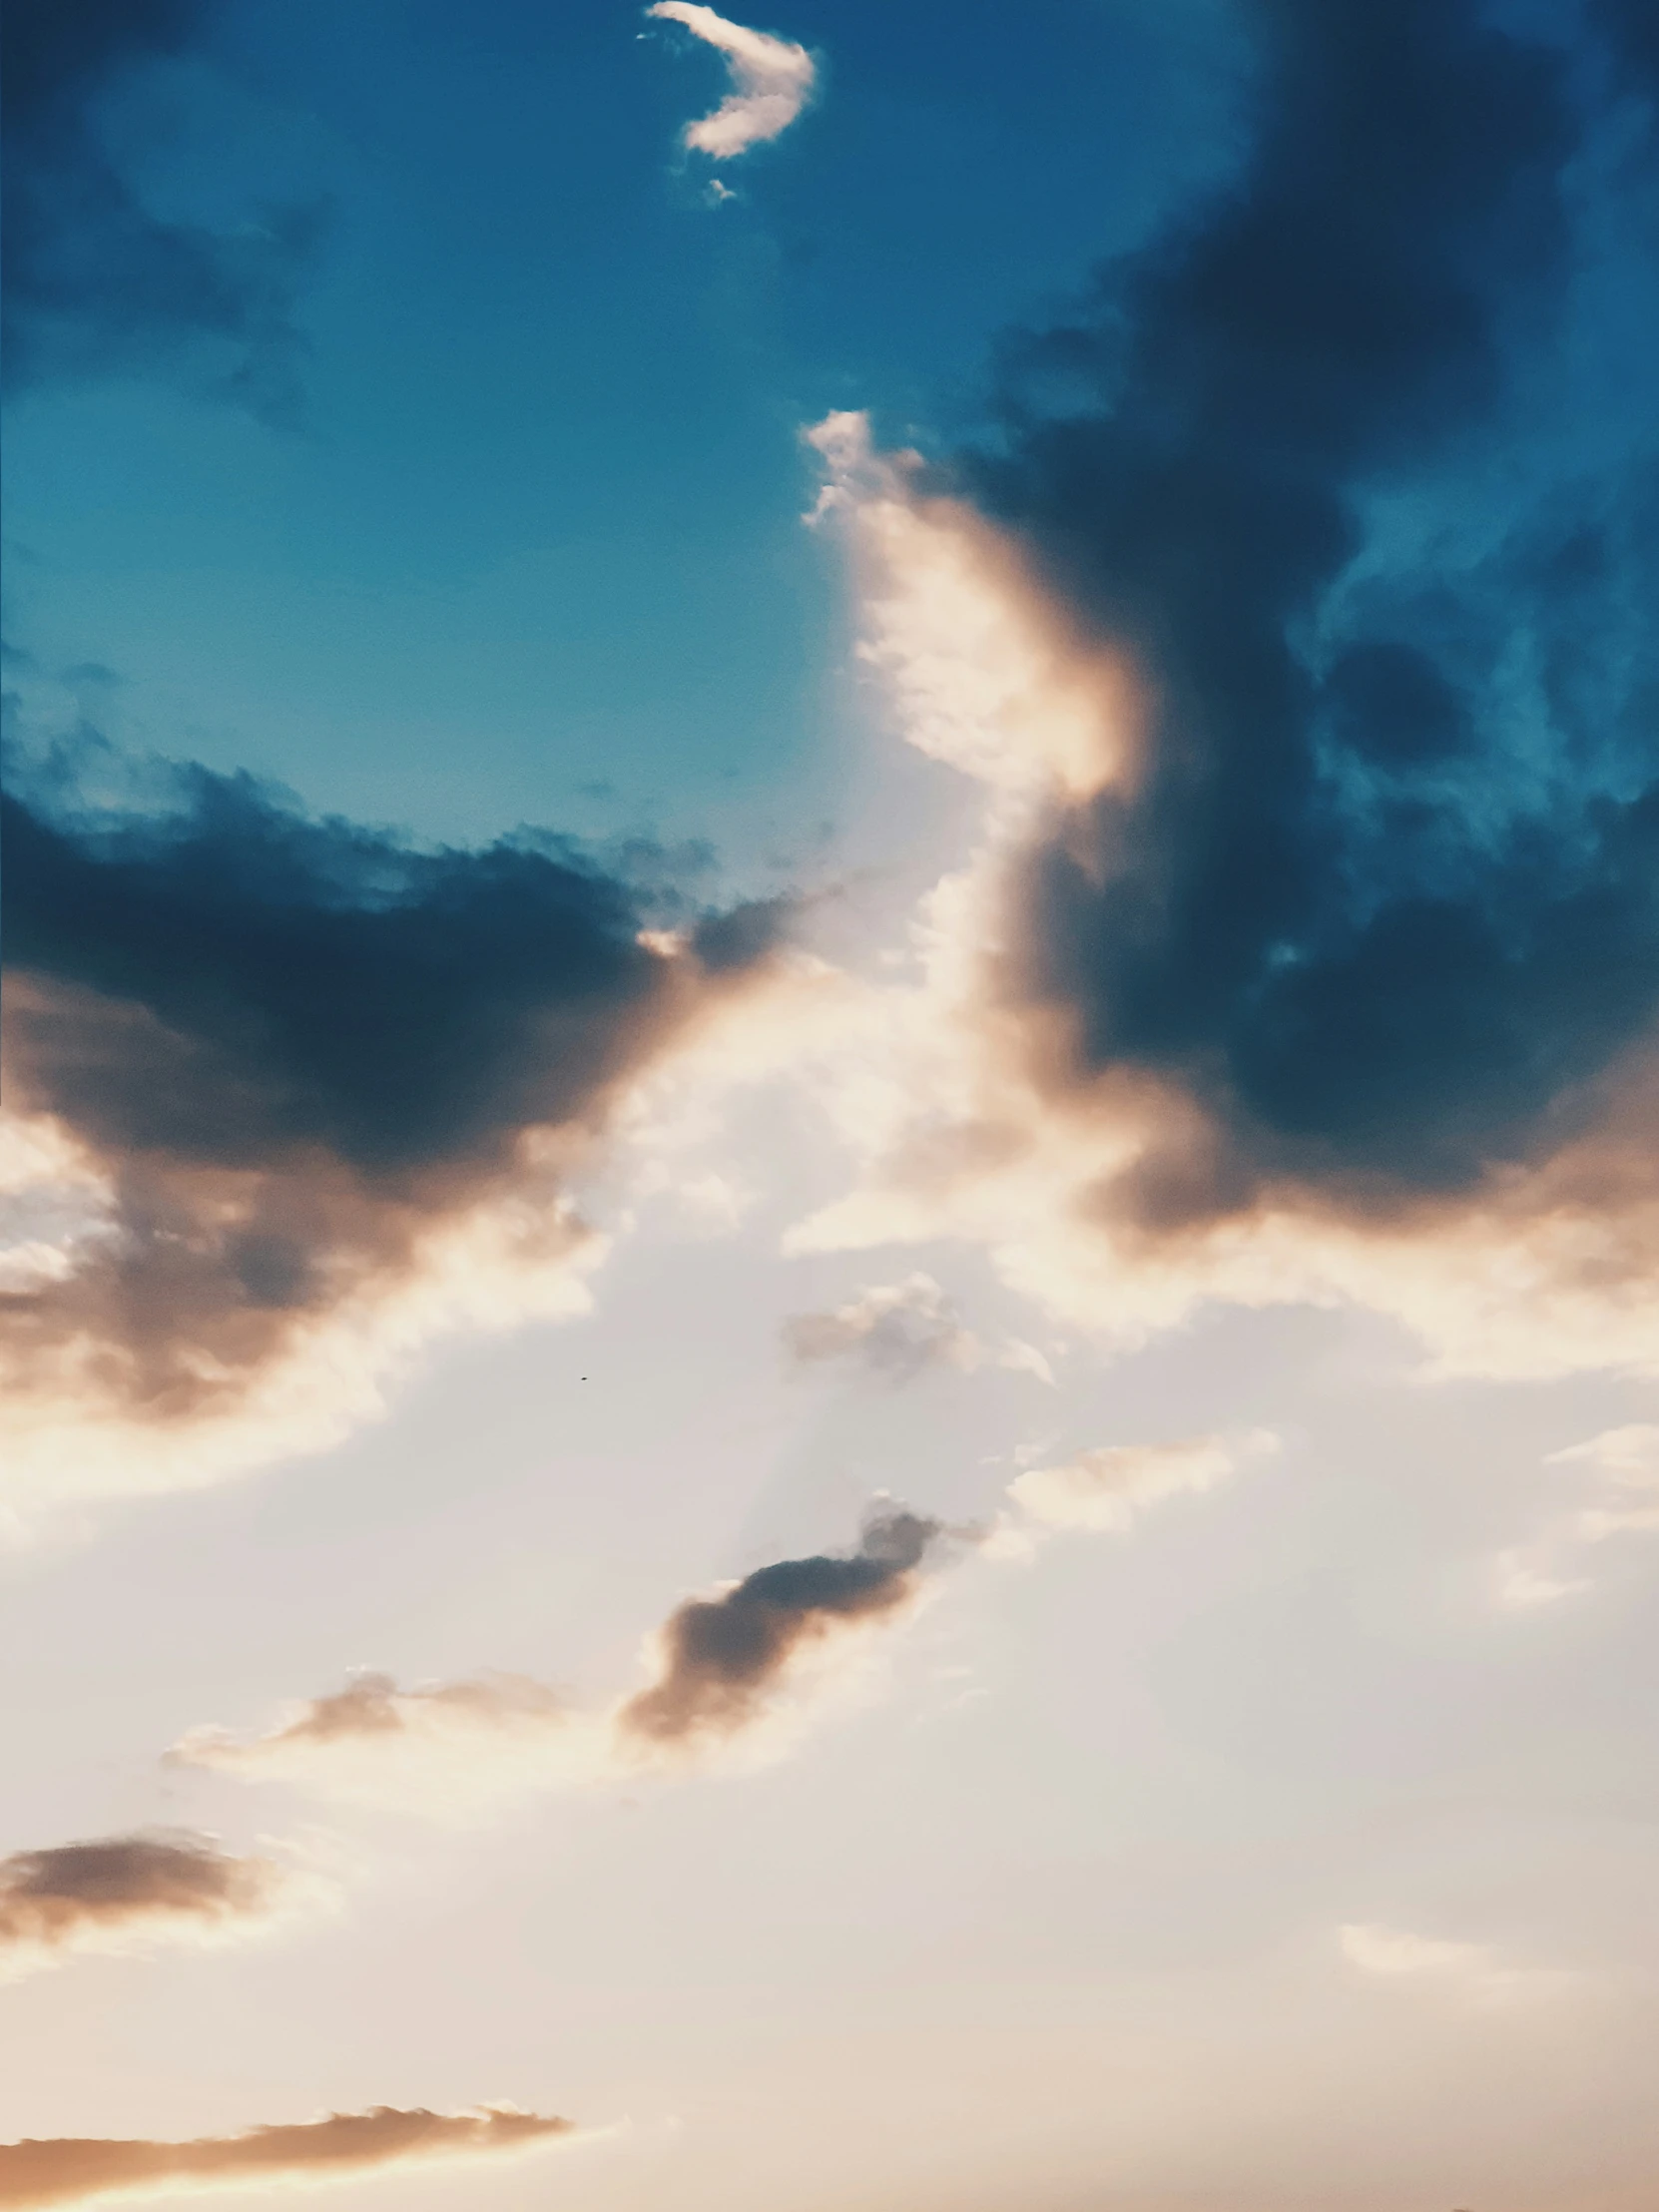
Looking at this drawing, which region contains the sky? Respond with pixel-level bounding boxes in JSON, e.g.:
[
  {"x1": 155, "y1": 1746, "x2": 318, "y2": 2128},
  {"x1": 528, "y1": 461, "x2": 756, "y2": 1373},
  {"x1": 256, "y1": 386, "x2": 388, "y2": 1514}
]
[{"x1": 2, "y1": 3, "x2": 1658, "y2": 2208}]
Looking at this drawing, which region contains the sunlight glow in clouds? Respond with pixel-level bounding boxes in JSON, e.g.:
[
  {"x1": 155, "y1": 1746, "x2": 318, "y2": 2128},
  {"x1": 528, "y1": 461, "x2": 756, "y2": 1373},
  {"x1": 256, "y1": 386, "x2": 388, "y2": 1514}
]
[
  {"x1": 648, "y1": 4, "x2": 815, "y2": 159},
  {"x1": 1339, "y1": 1923, "x2": 1582, "y2": 2010},
  {"x1": 0, "y1": 1833, "x2": 322, "y2": 1982},
  {"x1": 0, "y1": 2103, "x2": 575, "y2": 2209}
]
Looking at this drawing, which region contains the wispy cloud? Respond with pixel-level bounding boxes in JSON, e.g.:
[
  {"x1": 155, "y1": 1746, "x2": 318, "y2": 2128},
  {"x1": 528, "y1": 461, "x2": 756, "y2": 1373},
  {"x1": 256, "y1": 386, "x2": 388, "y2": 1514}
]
[
  {"x1": 1007, "y1": 1429, "x2": 1279, "y2": 1537},
  {"x1": 0, "y1": 1832, "x2": 314, "y2": 1981},
  {"x1": 1492, "y1": 1424, "x2": 1659, "y2": 1609},
  {"x1": 0, "y1": 2103, "x2": 575, "y2": 2208},
  {"x1": 647, "y1": 5, "x2": 816, "y2": 159},
  {"x1": 784, "y1": 1274, "x2": 1054, "y2": 1385}
]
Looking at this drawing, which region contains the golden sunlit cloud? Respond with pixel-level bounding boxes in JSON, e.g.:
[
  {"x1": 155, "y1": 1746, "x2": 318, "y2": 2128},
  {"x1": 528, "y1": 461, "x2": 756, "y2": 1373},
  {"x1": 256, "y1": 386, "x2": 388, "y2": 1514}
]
[
  {"x1": 0, "y1": 2103, "x2": 575, "y2": 2208},
  {"x1": 647, "y1": 4, "x2": 816, "y2": 160}
]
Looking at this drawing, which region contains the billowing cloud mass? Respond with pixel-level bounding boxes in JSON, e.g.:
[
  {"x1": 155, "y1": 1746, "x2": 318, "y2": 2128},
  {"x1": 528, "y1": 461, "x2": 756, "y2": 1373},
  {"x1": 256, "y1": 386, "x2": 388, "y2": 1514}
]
[
  {"x1": 0, "y1": 1833, "x2": 300, "y2": 1980},
  {"x1": 647, "y1": 4, "x2": 815, "y2": 159},
  {"x1": 176, "y1": 1508, "x2": 949, "y2": 1810},
  {"x1": 0, "y1": 2103, "x2": 574, "y2": 2208},
  {"x1": 1009, "y1": 1430, "x2": 1277, "y2": 1536},
  {"x1": 784, "y1": 1274, "x2": 1052, "y2": 1385},
  {"x1": 789, "y1": 0, "x2": 1659, "y2": 1381},
  {"x1": 1, "y1": 0, "x2": 323, "y2": 414},
  {"x1": 0, "y1": 759, "x2": 783, "y2": 1518}
]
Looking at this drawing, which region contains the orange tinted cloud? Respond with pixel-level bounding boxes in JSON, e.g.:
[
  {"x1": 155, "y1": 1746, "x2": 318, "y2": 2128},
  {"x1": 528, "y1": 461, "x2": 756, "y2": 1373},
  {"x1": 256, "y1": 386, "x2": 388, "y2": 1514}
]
[{"x1": 0, "y1": 2104, "x2": 574, "y2": 2208}]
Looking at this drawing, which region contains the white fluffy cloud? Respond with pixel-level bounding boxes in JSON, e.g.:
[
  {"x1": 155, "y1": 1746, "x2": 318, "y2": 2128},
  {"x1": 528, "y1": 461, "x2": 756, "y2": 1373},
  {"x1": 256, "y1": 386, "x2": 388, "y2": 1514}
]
[{"x1": 648, "y1": 5, "x2": 816, "y2": 159}]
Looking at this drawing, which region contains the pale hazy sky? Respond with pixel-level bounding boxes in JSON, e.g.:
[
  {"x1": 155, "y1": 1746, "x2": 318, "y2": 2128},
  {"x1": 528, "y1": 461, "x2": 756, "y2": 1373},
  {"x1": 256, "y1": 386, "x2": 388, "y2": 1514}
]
[{"x1": 4, "y1": 4, "x2": 1659, "y2": 2209}]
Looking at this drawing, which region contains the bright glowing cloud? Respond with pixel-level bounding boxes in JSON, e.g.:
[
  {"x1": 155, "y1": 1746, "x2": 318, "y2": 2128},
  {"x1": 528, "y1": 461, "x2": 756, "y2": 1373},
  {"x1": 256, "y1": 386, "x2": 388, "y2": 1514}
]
[
  {"x1": 0, "y1": 2103, "x2": 575, "y2": 2208},
  {"x1": 647, "y1": 4, "x2": 816, "y2": 159},
  {"x1": 1009, "y1": 1429, "x2": 1278, "y2": 1535}
]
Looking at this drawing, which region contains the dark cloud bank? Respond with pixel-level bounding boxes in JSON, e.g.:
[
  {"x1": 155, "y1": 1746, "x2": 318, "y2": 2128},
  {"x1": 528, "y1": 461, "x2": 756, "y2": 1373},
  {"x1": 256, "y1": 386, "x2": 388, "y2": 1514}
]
[
  {"x1": 621, "y1": 1507, "x2": 943, "y2": 1744},
  {"x1": 1, "y1": 758, "x2": 781, "y2": 1429},
  {"x1": 962, "y1": 0, "x2": 1659, "y2": 1227}
]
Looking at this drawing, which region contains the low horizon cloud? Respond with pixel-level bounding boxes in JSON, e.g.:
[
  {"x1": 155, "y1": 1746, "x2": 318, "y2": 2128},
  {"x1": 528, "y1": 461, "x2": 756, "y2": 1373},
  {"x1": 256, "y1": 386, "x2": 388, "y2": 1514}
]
[
  {"x1": 0, "y1": 1832, "x2": 312, "y2": 1981},
  {"x1": 0, "y1": 2103, "x2": 575, "y2": 2208},
  {"x1": 647, "y1": 4, "x2": 816, "y2": 160}
]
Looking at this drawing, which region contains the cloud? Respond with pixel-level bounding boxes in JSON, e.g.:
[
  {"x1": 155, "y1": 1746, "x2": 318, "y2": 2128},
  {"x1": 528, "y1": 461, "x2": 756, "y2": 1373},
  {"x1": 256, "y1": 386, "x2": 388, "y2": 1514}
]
[
  {"x1": 783, "y1": 1273, "x2": 1053, "y2": 1385},
  {"x1": 0, "y1": 756, "x2": 784, "y2": 1522},
  {"x1": 0, "y1": 1832, "x2": 306, "y2": 1980},
  {"x1": 175, "y1": 1508, "x2": 952, "y2": 1811},
  {"x1": 1, "y1": 0, "x2": 325, "y2": 415},
  {"x1": 1339, "y1": 1922, "x2": 1580, "y2": 2009},
  {"x1": 647, "y1": 4, "x2": 815, "y2": 160},
  {"x1": 0, "y1": 2104, "x2": 575, "y2": 2208},
  {"x1": 788, "y1": 25, "x2": 1659, "y2": 1392},
  {"x1": 618, "y1": 1506, "x2": 943, "y2": 1747},
  {"x1": 1491, "y1": 1424, "x2": 1659, "y2": 1609},
  {"x1": 1008, "y1": 1430, "x2": 1278, "y2": 1537}
]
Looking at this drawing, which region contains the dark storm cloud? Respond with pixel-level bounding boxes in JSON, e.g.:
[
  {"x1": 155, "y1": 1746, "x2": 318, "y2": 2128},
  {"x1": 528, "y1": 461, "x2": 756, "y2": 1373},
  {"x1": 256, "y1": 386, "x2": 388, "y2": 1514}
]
[
  {"x1": 0, "y1": 758, "x2": 781, "y2": 1425},
  {"x1": 0, "y1": 2104, "x2": 574, "y2": 2208},
  {"x1": 961, "y1": 0, "x2": 1659, "y2": 1214},
  {"x1": 0, "y1": 1832, "x2": 285, "y2": 1968},
  {"x1": 620, "y1": 1507, "x2": 943, "y2": 1744},
  {"x1": 0, "y1": 0, "x2": 323, "y2": 413}
]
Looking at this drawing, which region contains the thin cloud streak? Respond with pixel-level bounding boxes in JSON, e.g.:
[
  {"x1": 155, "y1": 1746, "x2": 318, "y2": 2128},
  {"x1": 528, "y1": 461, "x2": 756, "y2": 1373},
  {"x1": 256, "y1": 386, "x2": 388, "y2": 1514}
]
[
  {"x1": 0, "y1": 2104, "x2": 575, "y2": 2208},
  {"x1": 647, "y1": 4, "x2": 815, "y2": 159}
]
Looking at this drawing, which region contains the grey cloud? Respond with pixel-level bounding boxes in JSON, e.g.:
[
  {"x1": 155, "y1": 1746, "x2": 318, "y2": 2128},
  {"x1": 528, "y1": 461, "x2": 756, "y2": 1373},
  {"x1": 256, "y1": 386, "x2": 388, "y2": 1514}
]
[
  {"x1": 0, "y1": 1832, "x2": 287, "y2": 1973},
  {"x1": 619, "y1": 1508, "x2": 944, "y2": 1745},
  {"x1": 0, "y1": 2104, "x2": 574, "y2": 2208}
]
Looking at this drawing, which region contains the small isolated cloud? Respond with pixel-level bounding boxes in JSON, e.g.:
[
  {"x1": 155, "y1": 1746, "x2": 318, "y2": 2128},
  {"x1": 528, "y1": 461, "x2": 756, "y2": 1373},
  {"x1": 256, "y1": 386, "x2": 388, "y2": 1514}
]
[
  {"x1": 1339, "y1": 1922, "x2": 1579, "y2": 2010},
  {"x1": 1008, "y1": 1430, "x2": 1279, "y2": 1537},
  {"x1": 0, "y1": 1832, "x2": 307, "y2": 1981},
  {"x1": 0, "y1": 2103, "x2": 575, "y2": 2209},
  {"x1": 1491, "y1": 1424, "x2": 1659, "y2": 1610},
  {"x1": 783, "y1": 1274, "x2": 1053, "y2": 1385},
  {"x1": 175, "y1": 1508, "x2": 954, "y2": 1812},
  {"x1": 647, "y1": 4, "x2": 815, "y2": 159},
  {"x1": 618, "y1": 1507, "x2": 942, "y2": 1747}
]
